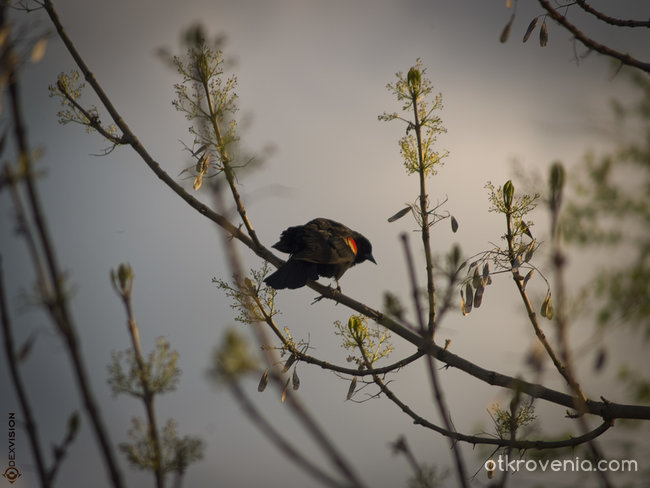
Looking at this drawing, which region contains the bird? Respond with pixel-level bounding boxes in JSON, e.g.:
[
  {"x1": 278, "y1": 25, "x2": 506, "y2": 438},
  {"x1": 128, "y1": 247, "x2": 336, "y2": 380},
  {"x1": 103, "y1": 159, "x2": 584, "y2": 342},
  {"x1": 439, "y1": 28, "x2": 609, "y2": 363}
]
[{"x1": 264, "y1": 218, "x2": 376, "y2": 290}]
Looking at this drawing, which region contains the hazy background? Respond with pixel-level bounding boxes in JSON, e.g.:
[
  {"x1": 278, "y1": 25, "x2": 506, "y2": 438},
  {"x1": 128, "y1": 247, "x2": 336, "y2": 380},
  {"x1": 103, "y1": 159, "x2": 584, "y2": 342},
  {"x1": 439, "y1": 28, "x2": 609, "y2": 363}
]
[{"x1": 2, "y1": 1, "x2": 649, "y2": 487}]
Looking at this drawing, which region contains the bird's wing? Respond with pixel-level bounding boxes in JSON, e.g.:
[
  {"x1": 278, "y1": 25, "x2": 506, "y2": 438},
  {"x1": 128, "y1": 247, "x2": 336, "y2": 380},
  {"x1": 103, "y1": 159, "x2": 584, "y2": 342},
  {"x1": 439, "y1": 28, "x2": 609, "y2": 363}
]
[{"x1": 292, "y1": 228, "x2": 355, "y2": 264}]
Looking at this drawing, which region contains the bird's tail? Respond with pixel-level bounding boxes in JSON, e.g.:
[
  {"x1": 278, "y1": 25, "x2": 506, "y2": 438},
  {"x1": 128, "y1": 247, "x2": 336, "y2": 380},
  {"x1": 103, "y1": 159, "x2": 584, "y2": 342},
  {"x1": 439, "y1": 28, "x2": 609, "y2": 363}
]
[{"x1": 264, "y1": 259, "x2": 318, "y2": 289}]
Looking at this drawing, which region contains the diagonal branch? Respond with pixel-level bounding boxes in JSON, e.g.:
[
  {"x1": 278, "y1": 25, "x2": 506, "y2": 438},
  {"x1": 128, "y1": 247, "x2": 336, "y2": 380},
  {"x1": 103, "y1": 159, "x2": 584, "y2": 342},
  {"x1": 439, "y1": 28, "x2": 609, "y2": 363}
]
[
  {"x1": 0, "y1": 257, "x2": 51, "y2": 488},
  {"x1": 575, "y1": 0, "x2": 650, "y2": 28},
  {"x1": 536, "y1": 0, "x2": 650, "y2": 73}
]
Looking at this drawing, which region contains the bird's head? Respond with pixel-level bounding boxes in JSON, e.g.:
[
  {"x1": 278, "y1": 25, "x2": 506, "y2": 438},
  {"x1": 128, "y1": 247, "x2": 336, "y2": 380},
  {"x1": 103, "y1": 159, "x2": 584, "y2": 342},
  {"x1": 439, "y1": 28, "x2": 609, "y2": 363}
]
[{"x1": 354, "y1": 234, "x2": 377, "y2": 265}]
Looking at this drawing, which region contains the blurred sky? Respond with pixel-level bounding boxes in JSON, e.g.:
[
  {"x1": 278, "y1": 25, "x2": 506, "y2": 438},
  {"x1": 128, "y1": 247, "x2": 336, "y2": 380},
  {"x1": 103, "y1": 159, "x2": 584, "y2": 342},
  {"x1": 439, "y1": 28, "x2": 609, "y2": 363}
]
[{"x1": 2, "y1": 1, "x2": 650, "y2": 487}]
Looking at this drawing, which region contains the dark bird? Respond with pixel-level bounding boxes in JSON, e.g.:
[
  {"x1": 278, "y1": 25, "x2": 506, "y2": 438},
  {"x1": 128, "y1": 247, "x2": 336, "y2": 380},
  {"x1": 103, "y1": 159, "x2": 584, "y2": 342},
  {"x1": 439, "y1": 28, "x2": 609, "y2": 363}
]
[{"x1": 264, "y1": 218, "x2": 376, "y2": 290}]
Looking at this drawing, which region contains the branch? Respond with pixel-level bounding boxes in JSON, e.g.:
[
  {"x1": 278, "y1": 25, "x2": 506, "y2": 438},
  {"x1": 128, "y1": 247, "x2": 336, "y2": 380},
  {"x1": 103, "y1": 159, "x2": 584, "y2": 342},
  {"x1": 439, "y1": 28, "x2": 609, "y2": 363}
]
[
  {"x1": 0, "y1": 257, "x2": 51, "y2": 487},
  {"x1": 250, "y1": 291, "x2": 425, "y2": 376},
  {"x1": 536, "y1": 0, "x2": 650, "y2": 73},
  {"x1": 400, "y1": 233, "x2": 468, "y2": 488},
  {"x1": 112, "y1": 266, "x2": 164, "y2": 488},
  {"x1": 229, "y1": 382, "x2": 350, "y2": 488},
  {"x1": 361, "y1": 343, "x2": 614, "y2": 450},
  {"x1": 6, "y1": 29, "x2": 125, "y2": 488},
  {"x1": 575, "y1": 1, "x2": 650, "y2": 28},
  {"x1": 504, "y1": 211, "x2": 587, "y2": 403}
]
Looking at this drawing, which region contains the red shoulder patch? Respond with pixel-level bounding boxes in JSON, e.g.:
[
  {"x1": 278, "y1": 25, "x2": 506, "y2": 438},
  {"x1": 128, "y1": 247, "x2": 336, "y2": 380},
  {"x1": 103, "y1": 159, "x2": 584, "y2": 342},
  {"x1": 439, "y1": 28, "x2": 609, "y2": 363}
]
[{"x1": 344, "y1": 237, "x2": 358, "y2": 255}]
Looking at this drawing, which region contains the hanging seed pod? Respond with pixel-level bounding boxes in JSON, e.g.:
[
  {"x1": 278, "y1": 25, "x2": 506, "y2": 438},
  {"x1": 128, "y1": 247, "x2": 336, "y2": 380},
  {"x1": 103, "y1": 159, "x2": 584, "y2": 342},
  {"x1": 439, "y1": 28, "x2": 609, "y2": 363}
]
[
  {"x1": 474, "y1": 284, "x2": 484, "y2": 308},
  {"x1": 524, "y1": 239, "x2": 536, "y2": 263},
  {"x1": 472, "y1": 267, "x2": 482, "y2": 288},
  {"x1": 465, "y1": 283, "x2": 474, "y2": 311},
  {"x1": 523, "y1": 17, "x2": 539, "y2": 43},
  {"x1": 292, "y1": 367, "x2": 300, "y2": 390},
  {"x1": 594, "y1": 348, "x2": 607, "y2": 372},
  {"x1": 346, "y1": 376, "x2": 358, "y2": 401},
  {"x1": 388, "y1": 206, "x2": 411, "y2": 223},
  {"x1": 500, "y1": 14, "x2": 515, "y2": 43},
  {"x1": 282, "y1": 354, "x2": 296, "y2": 373},
  {"x1": 451, "y1": 215, "x2": 459, "y2": 233},
  {"x1": 523, "y1": 269, "x2": 535, "y2": 289},
  {"x1": 257, "y1": 369, "x2": 269, "y2": 392},
  {"x1": 539, "y1": 20, "x2": 549, "y2": 47},
  {"x1": 540, "y1": 291, "x2": 553, "y2": 319},
  {"x1": 281, "y1": 377, "x2": 291, "y2": 403}
]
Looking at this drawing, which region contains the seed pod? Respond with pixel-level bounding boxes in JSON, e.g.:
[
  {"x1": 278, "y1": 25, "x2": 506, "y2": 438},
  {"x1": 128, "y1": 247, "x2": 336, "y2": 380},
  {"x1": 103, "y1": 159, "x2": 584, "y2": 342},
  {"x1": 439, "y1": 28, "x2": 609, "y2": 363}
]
[
  {"x1": 346, "y1": 376, "x2": 358, "y2": 400},
  {"x1": 282, "y1": 354, "x2": 296, "y2": 373},
  {"x1": 257, "y1": 369, "x2": 269, "y2": 392},
  {"x1": 540, "y1": 291, "x2": 553, "y2": 319},
  {"x1": 474, "y1": 284, "x2": 484, "y2": 308},
  {"x1": 281, "y1": 377, "x2": 291, "y2": 403},
  {"x1": 539, "y1": 20, "x2": 549, "y2": 47},
  {"x1": 292, "y1": 367, "x2": 300, "y2": 390},
  {"x1": 388, "y1": 206, "x2": 411, "y2": 223},
  {"x1": 500, "y1": 14, "x2": 514, "y2": 43},
  {"x1": 523, "y1": 17, "x2": 539, "y2": 43},
  {"x1": 465, "y1": 283, "x2": 474, "y2": 311},
  {"x1": 523, "y1": 269, "x2": 535, "y2": 289}
]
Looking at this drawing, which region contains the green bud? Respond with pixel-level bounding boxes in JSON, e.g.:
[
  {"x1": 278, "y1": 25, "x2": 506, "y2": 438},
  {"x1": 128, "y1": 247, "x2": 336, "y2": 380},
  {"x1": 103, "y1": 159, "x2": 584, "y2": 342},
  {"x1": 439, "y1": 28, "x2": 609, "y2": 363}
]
[
  {"x1": 407, "y1": 66, "x2": 421, "y2": 93},
  {"x1": 503, "y1": 180, "x2": 514, "y2": 211},
  {"x1": 111, "y1": 262, "x2": 133, "y2": 298}
]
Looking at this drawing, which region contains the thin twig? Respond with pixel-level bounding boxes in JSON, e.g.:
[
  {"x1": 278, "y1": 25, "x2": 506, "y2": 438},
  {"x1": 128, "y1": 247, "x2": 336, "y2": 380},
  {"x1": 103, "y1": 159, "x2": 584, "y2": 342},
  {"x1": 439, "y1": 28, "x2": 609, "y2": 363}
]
[
  {"x1": 230, "y1": 382, "x2": 350, "y2": 488},
  {"x1": 536, "y1": 0, "x2": 650, "y2": 73},
  {"x1": 0, "y1": 257, "x2": 51, "y2": 487},
  {"x1": 6, "y1": 35, "x2": 125, "y2": 488}
]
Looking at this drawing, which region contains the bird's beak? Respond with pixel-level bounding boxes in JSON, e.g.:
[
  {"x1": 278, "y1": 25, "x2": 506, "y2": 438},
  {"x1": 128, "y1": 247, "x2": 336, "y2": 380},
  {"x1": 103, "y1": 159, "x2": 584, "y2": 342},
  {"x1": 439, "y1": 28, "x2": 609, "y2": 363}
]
[{"x1": 368, "y1": 254, "x2": 377, "y2": 265}]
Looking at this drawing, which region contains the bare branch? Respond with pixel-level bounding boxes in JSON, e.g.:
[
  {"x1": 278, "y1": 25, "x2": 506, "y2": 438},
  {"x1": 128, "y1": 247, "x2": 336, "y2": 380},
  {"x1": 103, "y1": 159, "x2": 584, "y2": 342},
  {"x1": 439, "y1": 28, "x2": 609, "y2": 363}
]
[{"x1": 536, "y1": 0, "x2": 650, "y2": 73}]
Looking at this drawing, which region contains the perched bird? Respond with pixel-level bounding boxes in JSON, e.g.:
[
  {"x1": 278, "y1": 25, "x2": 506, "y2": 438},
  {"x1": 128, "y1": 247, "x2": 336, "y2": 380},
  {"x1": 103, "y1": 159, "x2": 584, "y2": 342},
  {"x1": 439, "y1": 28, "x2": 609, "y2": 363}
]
[{"x1": 264, "y1": 218, "x2": 376, "y2": 290}]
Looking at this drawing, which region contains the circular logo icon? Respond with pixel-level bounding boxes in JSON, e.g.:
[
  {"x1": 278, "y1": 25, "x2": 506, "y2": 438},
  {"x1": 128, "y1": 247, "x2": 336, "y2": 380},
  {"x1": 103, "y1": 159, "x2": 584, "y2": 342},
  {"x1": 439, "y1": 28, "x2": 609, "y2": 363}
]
[{"x1": 2, "y1": 466, "x2": 22, "y2": 483}]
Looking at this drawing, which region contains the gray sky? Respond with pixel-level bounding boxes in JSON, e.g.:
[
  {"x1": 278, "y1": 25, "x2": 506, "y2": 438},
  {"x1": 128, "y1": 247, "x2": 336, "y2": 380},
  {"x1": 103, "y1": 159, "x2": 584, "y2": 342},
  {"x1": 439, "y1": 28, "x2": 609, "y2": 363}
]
[{"x1": 2, "y1": 1, "x2": 649, "y2": 487}]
